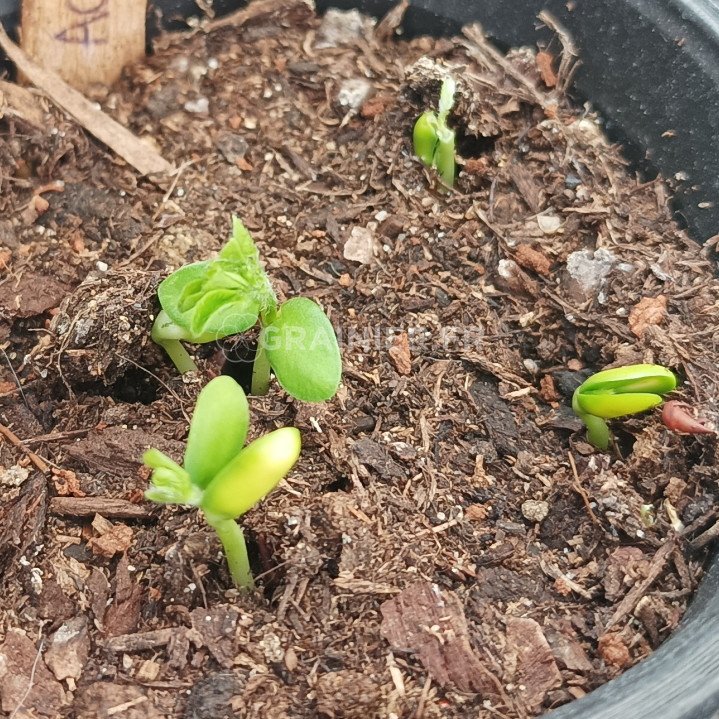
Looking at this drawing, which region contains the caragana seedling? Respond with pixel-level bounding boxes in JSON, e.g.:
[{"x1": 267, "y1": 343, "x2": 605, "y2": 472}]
[
  {"x1": 413, "y1": 77, "x2": 457, "y2": 187},
  {"x1": 572, "y1": 364, "x2": 677, "y2": 450},
  {"x1": 143, "y1": 375, "x2": 301, "y2": 588},
  {"x1": 151, "y1": 216, "x2": 342, "y2": 402}
]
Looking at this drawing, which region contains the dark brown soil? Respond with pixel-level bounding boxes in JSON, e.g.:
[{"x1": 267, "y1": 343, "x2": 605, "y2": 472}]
[{"x1": 1, "y1": 3, "x2": 718, "y2": 718}]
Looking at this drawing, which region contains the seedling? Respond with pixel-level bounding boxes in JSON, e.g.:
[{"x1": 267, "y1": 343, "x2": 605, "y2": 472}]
[
  {"x1": 413, "y1": 77, "x2": 457, "y2": 187},
  {"x1": 572, "y1": 364, "x2": 677, "y2": 450},
  {"x1": 151, "y1": 216, "x2": 342, "y2": 402},
  {"x1": 662, "y1": 400, "x2": 716, "y2": 436},
  {"x1": 143, "y1": 376, "x2": 301, "y2": 588}
]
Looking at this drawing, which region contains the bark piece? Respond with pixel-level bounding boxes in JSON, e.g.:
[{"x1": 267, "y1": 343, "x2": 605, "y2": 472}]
[
  {"x1": 73, "y1": 683, "x2": 159, "y2": 719},
  {"x1": 352, "y1": 438, "x2": 405, "y2": 479},
  {"x1": 506, "y1": 617, "x2": 562, "y2": 712},
  {"x1": 88, "y1": 515, "x2": 133, "y2": 558},
  {"x1": 388, "y1": 332, "x2": 412, "y2": 375},
  {"x1": 380, "y1": 581, "x2": 499, "y2": 694},
  {"x1": 0, "y1": 629, "x2": 64, "y2": 717},
  {"x1": 50, "y1": 496, "x2": 154, "y2": 519},
  {"x1": 103, "y1": 553, "x2": 142, "y2": 637},
  {"x1": 0, "y1": 274, "x2": 69, "y2": 317},
  {"x1": 189, "y1": 605, "x2": 240, "y2": 669},
  {"x1": 629, "y1": 295, "x2": 667, "y2": 337},
  {"x1": 45, "y1": 616, "x2": 90, "y2": 682}
]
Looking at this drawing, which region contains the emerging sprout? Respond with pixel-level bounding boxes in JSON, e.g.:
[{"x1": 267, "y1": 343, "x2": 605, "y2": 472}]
[
  {"x1": 661, "y1": 400, "x2": 716, "y2": 436},
  {"x1": 572, "y1": 364, "x2": 677, "y2": 450},
  {"x1": 412, "y1": 77, "x2": 456, "y2": 187},
  {"x1": 143, "y1": 376, "x2": 301, "y2": 588},
  {"x1": 151, "y1": 216, "x2": 342, "y2": 402}
]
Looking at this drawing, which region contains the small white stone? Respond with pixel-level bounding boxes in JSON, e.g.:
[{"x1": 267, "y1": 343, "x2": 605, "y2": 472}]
[
  {"x1": 184, "y1": 97, "x2": 209, "y2": 114},
  {"x1": 96, "y1": 261, "x2": 108, "y2": 272}
]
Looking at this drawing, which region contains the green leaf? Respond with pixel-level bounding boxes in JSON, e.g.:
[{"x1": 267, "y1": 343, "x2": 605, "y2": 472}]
[
  {"x1": 576, "y1": 391, "x2": 664, "y2": 419},
  {"x1": 220, "y1": 216, "x2": 261, "y2": 263},
  {"x1": 200, "y1": 427, "x2": 301, "y2": 519},
  {"x1": 413, "y1": 111, "x2": 439, "y2": 166},
  {"x1": 158, "y1": 261, "x2": 262, "y2": 341},
  {"x1": 264, "y1": 297, "x2": 342, "y2": 402},
  {"x1": 577, "y1": 364, "x2": 676, "y2": 395},
  {"x1": 183, "y1": 376, "x2": 250, "y2": 489},
  {"x1": 143, "y1": 448, "x2": 201, "y2": 505}
]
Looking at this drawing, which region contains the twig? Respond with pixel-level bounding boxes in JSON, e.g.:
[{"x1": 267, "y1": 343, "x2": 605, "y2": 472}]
[
  {"x1": 688, "y1": 520, "x2": 719, "y2": 551},
  {"x1": 9, "y1": 638, "x2": 44, "y2": 719},
  {"x1": 1, "y1": 346, "x2": 28, "y2": 409},
  {"x1": 567, "y1": 452, "x2": 601, "y2": 526},
  {"x1": 374, "y1": 0, "x2": 409, "y2": 43},
  {"x1": 606, "y1": 539, "x2": 675, "y2": 628},
  {"x1": 50, "y1": 496, "x2": 154, "y2": 519},
  {"x1": 0, "y1": 422, "x2": 49, "y2": 474},
  {"x1": 0, "y1": 25, "x2": 172, "y2": 177},
  {"x1": 538, "y1": 11, "x2": 581, "y2": 94},
  {"x1": 205, "y1": 0, "x2": 312, "y2": 32},
  {"x1": 463, "y1": 25, "x2": 548, "y2": 108}
]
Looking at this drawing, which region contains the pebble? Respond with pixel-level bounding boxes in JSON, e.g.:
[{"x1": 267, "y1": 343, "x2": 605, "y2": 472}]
[{"x1": 521, "y1": 499, "x2": 550, "y2": 523}]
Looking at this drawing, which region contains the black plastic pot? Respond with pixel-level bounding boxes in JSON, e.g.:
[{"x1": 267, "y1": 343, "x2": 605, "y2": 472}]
[{"x1": 2, "y1": 1, "x2": 718, "y2": 717}]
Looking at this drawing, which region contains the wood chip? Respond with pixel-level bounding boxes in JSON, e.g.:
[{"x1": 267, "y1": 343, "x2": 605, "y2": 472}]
[
  {"x1": 102, "y1": 628, "x2": 177, "y2": 653},
  {"x1": 388, "y1": 332, "x2": 412, "y2": 375},
  {"x1": 189, "y1": 605, "x2": 240, "y2": 669},
  {"x1": 49, "y1": 496, "x2": 154, "y2": 519},
  {"x1": 514, "y1": 244, "x2": 552, "y2": 277},
  {"x1": 506, "y1": 617, "x2": 562, "y2": 712},
  {"x1": 0, "y1": 79, "x2": 46, "y2": 126},
  {"x1": 45, "y1": 616, "x2": 90, "y2": 682},
  {"x1": 628, "y1": 295, "x2": 667, "y2": 337},
  {"x1": 103, "y1": 553, "x2": 142, "y2": 637},
  {"x1": 380, "y1": 582, "x2": 501, "y2": 695},
  {"x1": 344, "y1": 226, "x2": 375, "y2": 264},
  {"x1": 0, "y1": 25, "x2": 172, "y2": 177},
  {"x1": 0, "y1": 629, "x2": 64, "y2": 716},
  {"x1": 606, "y1": 539, "x2": 675, "y2": 628},
  {"x1": 88, "y1": 515, "x2": 133, "y2": 558},
  {"x1": 536, "y1": 51, "x2": 558, "y2": 88}
]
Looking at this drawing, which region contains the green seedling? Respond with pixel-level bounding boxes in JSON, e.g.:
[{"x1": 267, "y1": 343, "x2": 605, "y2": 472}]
[
  {"x1": 572, "y1": 364, "x2": 677, "y2": 450},
  {"x1": 413, "y1": 77, "x2": 457, "y2": 187},
  {"x1": 143, "y1": 375, "x2": 301, "y2": 588},
  {"x1": 151, "y1": 216, "x2": 342, "y2": 402}
]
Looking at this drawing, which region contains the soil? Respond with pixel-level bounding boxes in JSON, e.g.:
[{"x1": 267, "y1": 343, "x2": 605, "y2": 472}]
[{"x1": 1, "y1": 2, "x2": 718, "y2": 718}]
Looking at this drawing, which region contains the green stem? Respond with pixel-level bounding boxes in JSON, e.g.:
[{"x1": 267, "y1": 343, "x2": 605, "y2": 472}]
[
  {"x1": 573, "y1": 390, "x2": 610, "y2": 450},
  {"x1": 159, "y1": 339, "x2": 198, "y2": 374},
  {"x1": 250, "y1": 328, "x2": 271, "y2": 396},
  {"x1": 151, "y1": 312, "x2": 198, "y2": 374},
  {"x1": 206, "y1": 513, "x2": 255, "y2": 589},
  {"x1": 434, "y1": 126, "x2": 456, "y2": 188}
]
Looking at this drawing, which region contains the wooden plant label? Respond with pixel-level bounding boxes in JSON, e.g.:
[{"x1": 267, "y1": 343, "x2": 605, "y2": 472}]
[{"x1": 20, "y1": 0, "x2": 147, "y2": 91}]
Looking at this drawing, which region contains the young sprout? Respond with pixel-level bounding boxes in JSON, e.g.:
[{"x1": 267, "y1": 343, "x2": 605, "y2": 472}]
[
  {"x1": 572, "y1": 364, "x2": 677, "y2": 450},
  {"x1": 143, "y1": 375, "x2": 301, "y2": 588},
  {"x1": 662, "y1": 401, "x2": 716, "y2": 436},
  {"x1": 412, "y1": 77, "x2": 456, "y2": 187},
  {"x1": 151, "y1": 216, "x2": 342, "y2": 402}
]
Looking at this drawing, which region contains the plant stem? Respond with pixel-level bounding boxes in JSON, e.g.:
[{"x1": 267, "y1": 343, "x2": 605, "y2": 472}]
[
  {"x1": 435, "y1": 126, "x2": 456, "y2": 188},
  {"x1": 151, "y1": 312, "x2": 198, "y2": 373},
  {"x1": 159, "y1": 339, "x2": 198, "y2": 374},
  {"x1": 250, "y1": 329, "x2": 271, "y2": 396},
  {"x1": 206, "y1": 513, "x2": 255, "y2": 589}
]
